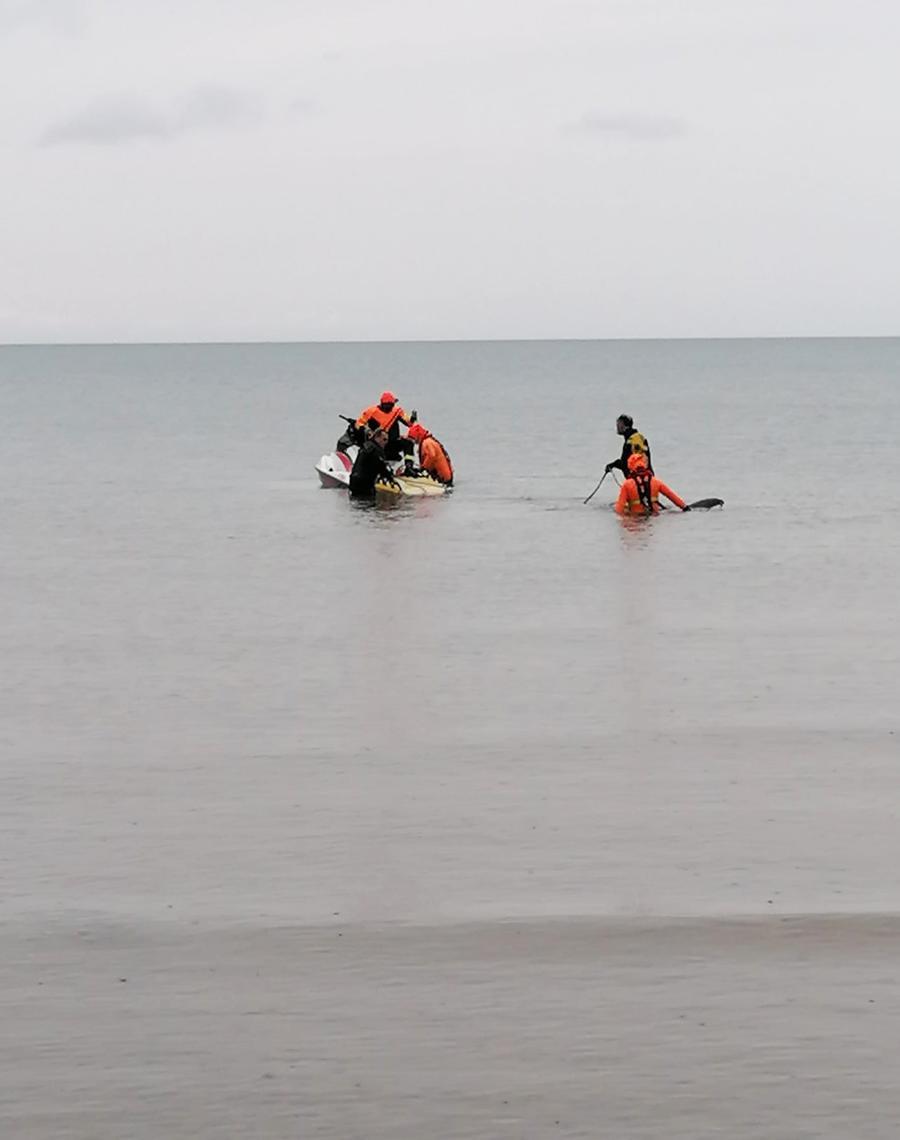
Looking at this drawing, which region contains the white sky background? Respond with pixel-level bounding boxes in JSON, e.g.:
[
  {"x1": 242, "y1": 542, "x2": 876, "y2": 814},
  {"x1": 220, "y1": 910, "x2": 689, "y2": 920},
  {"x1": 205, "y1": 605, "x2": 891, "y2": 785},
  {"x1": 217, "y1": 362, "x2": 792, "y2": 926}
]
[{"x1": 2, "y1": 0, "x2": 899, "y2": 343}]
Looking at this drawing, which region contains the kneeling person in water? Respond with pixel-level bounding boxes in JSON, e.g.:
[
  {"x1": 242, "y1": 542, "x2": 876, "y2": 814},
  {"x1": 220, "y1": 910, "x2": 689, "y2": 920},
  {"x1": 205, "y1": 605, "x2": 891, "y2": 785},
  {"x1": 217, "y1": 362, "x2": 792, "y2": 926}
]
[
  {"x1": 406, "y1": 423, "x2": 454, "y2": 485},
  {"x1": 615, "y1": 451, "x2": 689, "y2": 515},
  {"x1": 349, "y1": 428, "x2": 399, "y2": 497}
]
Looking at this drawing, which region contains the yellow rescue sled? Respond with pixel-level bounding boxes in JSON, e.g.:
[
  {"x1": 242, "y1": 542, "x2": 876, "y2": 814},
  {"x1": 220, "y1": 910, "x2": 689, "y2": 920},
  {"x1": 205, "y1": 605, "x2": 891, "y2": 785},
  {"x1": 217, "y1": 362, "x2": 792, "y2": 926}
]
[{"x1": 374, "y1": 473, "x2": 448, "y2": 498}]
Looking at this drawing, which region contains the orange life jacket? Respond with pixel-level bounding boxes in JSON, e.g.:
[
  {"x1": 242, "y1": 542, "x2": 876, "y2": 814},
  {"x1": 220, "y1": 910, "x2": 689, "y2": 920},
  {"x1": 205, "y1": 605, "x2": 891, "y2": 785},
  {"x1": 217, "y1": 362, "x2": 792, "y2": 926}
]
[{"x1": 356, "y1": 403, "x2": 407, "y2": 432}]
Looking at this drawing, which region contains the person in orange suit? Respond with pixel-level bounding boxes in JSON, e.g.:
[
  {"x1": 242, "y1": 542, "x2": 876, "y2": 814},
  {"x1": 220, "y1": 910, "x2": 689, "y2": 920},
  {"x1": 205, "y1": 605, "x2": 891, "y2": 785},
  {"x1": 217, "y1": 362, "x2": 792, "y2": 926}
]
[
  {"x1": 356, "y1": 391, "x2": 412, "y2": 459},
  {"x1": 615, "y1": 451, "x2": 689, "y2": 515},
  {"x1": 406, "y1": 422, "x2": 454, "y2": 486}
]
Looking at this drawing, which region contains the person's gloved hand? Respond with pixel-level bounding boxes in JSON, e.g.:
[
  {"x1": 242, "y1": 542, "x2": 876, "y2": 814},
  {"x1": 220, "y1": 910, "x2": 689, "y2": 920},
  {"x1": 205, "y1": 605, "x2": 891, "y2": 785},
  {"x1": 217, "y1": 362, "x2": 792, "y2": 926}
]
[
  {"x1": 682, "y1": 505, "x2": 692, "y2": 512},
  {"x1": 604, "y1": 463, "x2": 614, "y2": 475},
  {"x1": 409, "y1": 409, "x2": 418, "y2": 423}
]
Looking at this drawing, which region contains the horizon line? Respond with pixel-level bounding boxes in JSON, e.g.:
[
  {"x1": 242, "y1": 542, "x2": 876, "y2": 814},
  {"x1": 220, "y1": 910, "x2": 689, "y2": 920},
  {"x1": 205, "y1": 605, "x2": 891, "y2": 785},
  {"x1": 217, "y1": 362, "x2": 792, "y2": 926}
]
[{"x1": 2, "y1": 332, "x2": 899, "y2": 349}]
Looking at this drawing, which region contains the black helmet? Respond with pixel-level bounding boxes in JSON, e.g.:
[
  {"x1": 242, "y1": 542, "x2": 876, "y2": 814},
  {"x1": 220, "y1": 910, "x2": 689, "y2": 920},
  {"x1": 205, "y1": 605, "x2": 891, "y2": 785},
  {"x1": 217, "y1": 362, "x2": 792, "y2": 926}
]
[{"x1": 617, "y1": 413, "x2": 633, "y2": 429}]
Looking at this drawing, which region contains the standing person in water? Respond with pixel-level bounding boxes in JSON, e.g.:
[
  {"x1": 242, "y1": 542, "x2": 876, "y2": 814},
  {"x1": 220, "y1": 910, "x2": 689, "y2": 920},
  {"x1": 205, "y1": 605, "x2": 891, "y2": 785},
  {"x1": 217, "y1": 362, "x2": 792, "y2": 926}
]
[
  {"x1": 355, "y1": 391, "x2": 413, "y2": 460},
  {"x1": 615, "y1": 452, "x2": 689, "y2": 515},
  {"x1": 406, "y1": 423, "x2": 454, "y2": 485},
  {"x1": 348, "y1": 428, "x2": 399, "y2": 498},
  {"x1": 605, "y1": 414, "x2": 652, "y2": 477}
]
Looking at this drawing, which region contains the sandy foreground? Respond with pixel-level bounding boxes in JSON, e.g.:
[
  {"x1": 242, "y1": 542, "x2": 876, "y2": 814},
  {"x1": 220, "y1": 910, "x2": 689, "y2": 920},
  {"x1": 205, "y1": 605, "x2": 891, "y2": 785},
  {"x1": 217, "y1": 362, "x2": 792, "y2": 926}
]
[{"x1": 4, "y1": 912, "x2": 900, "y2": 1139}]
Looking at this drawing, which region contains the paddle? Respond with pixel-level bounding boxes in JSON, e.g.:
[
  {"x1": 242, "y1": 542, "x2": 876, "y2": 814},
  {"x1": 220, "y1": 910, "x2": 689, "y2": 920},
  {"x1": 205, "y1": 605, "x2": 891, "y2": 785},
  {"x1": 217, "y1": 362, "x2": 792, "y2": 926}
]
[
  {"x1": 686, "y1": 498, "x2": 724, "y2": 510},
  {"x1": 583, "y1": 470, "x2": 610, "y2": 504}
]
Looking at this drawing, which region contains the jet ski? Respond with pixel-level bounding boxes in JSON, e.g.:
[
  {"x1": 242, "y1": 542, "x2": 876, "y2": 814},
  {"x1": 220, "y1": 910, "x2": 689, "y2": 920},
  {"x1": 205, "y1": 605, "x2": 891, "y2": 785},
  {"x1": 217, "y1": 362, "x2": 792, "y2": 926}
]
[
  {"x1": 316, "y1": 414, "x2": 416, "y2": 488},
  {"x1": 316, "y1": 414, "x2": 448, "y2": 497},
  {"x1": 315, "y1": 416, "x2": 365, "y2": 488}
]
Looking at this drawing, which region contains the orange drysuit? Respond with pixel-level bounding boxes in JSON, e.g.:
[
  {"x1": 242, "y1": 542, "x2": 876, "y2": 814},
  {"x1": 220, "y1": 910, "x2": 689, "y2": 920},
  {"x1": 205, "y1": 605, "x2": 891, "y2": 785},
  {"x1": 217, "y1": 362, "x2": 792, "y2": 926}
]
[
  {"x1": 615, "y1": 474, "x2": 686, "y2": 515},
  {"x1": 419, "y1": 436, "x2": 454, "y2": 485}
]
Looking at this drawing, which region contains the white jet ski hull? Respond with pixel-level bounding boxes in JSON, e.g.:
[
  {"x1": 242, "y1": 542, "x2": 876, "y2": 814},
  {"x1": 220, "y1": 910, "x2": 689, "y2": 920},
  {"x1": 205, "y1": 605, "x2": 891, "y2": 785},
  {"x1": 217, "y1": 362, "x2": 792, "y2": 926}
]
[{"x1": 316, "y1": 448, "x2": 355, "y2": 487}]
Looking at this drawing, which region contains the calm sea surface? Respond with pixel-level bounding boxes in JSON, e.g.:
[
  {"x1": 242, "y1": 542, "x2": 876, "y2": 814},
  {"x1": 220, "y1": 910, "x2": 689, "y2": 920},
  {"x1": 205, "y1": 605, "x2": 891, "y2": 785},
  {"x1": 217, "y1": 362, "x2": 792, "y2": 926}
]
[{"x1": 3, "y1": 339, "x2": 900, "y2": 1137}]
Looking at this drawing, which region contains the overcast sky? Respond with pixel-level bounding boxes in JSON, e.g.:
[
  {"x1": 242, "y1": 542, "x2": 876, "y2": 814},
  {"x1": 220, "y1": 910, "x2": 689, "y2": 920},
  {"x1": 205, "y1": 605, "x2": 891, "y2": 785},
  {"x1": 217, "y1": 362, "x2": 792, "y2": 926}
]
[{"x1": 2, "y1": 0, "x2": 899, "y2": 343}]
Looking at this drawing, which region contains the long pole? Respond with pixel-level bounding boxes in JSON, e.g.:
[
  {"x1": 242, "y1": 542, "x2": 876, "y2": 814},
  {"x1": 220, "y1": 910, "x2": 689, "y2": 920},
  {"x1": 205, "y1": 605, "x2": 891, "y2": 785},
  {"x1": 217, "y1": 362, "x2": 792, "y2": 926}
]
[{"x1": 583, "y1": 471, "x2": 609, "y2": 505}]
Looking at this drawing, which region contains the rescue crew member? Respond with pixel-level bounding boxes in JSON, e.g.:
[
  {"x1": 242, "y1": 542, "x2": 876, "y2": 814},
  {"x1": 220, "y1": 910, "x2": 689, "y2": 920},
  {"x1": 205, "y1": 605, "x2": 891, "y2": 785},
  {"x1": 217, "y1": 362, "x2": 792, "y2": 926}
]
[
  {"x1": 615, "y1": 451, "x2": 690, "y2": 515},
  {"x1": 406, "y1": 422, "x2": 454, "y2": 485},
  {"x1": 348, "y1": 428, "x2": 399, "y2": 498},
  {"x1": 356, "y1": 391, "x2": 412, "y2": 460},
  {"x1": 605, "y1": 414, "x2": 652, "y2": 476}
]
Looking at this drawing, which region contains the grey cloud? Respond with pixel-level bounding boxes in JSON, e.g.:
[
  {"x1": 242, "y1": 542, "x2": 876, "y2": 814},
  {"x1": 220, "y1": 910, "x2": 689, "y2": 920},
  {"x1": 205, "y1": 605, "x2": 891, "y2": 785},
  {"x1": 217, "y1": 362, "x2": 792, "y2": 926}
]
[
  {"x1": 39, "y1": 87, "x2": 264, "y2": 147},
  {"x1": 40, "y1": 97, "x2": 170, "y2": 146},
  {"x1": 571, "y1": 113, "x2": 688, "y2": 142},
  {"x1": 176, "y1": 86, "x2": 264, "y2": 131}
]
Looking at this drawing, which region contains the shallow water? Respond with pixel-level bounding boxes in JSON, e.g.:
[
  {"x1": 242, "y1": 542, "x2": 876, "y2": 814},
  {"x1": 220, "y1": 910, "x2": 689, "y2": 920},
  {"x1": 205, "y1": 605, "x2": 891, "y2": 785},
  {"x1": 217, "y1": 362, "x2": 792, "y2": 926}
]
[{"x1": 2, "y1": 338, "x2": 900, "y2": 1136}]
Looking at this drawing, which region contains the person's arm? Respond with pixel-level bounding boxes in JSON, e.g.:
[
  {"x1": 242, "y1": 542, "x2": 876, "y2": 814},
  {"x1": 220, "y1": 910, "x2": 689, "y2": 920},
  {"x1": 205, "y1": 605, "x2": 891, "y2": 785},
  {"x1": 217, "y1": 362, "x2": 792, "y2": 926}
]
[
  {"x1": 614, "y1": 483, "x2": 629, "y2": 515},
  {"x1": 378, "y1": 456, "x2": 400, "y2": 484},
  {"x1": 606, "y1": 436, "x2": 632, "y2": 475},
  {"x1": 658, "y1": 482, "x2": 688, "y2": 510}
]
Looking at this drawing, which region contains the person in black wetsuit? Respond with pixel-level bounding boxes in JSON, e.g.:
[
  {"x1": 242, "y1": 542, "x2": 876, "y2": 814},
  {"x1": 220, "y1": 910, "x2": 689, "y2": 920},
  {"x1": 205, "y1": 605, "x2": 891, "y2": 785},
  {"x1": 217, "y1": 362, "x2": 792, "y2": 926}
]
[
  {"x1": 604, "y1": 413, "x2": 653, "y2": 476},
  {"x1": 348, "y1": 428, "x2": 399, "y2": 498}
]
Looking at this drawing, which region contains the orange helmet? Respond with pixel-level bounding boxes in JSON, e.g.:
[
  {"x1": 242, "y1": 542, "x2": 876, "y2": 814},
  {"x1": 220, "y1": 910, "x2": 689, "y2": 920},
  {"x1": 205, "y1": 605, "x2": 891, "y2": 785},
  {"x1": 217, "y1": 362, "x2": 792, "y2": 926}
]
[
  {"x1": 627, "y1": 451, "x2": 648, "y2": 473},
  {"x1": 406, "y1": 423, "x2": 428, "y2": 443},
  {"x1": 379, "y1": 391, "x2": 397, "y2": 406}
]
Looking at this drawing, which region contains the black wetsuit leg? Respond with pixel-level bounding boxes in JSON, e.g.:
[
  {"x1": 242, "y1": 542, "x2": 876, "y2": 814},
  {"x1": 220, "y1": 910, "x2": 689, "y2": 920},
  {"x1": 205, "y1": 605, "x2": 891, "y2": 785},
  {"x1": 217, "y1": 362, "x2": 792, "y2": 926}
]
[{"x1": 349, "y1": 441, "x2": 392, "y2": 497}]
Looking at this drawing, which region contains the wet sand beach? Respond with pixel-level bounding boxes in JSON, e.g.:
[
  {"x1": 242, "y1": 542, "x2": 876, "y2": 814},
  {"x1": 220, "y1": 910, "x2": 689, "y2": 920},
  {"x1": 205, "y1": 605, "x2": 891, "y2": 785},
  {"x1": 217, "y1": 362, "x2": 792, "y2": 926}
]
[{"x1": 5, "y1": 914, "x2": 900, "y2": 1139}]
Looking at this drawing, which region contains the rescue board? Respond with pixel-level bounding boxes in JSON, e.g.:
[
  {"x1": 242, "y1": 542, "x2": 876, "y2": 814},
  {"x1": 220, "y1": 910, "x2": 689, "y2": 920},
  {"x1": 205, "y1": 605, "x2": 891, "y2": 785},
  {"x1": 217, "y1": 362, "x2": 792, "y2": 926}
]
[{"x1": 374, "y1": 474, "x2": 448, "y2": 498}]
